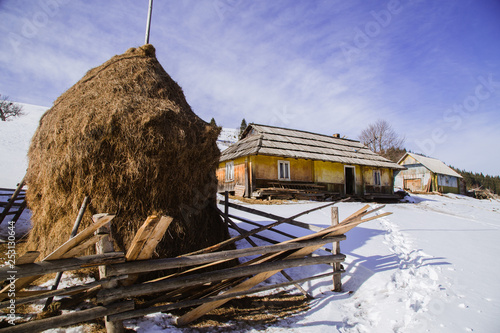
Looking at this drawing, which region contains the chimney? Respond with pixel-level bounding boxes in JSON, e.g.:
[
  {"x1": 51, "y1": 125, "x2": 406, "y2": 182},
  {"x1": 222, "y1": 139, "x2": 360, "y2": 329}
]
[{"x1": 332, "y1": 133, "x2": 340, "y2": 138}]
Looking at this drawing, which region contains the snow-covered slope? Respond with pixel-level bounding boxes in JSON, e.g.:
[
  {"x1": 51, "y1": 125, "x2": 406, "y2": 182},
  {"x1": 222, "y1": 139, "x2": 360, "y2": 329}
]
[
  {"x1": 217, "y1": 127, "x2": 238, "y2": 152},
  {"x1": 0, "y1": 103, "x2": 47, "y2": 188}
]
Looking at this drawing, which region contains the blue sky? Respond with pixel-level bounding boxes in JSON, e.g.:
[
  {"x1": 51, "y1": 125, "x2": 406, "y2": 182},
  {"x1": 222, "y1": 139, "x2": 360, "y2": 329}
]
[{"x1": 1, "y1": 0, "x2": 499, "y2": 175}]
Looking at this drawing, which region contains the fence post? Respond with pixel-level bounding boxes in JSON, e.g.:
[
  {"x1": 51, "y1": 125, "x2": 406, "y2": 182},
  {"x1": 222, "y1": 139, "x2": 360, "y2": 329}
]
[
  {"x1": 95, "y1": 221, "x2": 125, "y2": 333},
  {"x1": 331, "y1": 206, "x2": 342, "y2": 292},
  {"x1": 224, "y1": 191, "x2": 229, "y2": 228}
]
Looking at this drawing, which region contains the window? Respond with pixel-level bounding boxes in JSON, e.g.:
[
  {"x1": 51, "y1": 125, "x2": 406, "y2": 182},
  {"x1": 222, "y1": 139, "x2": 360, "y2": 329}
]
[
  {"x1": 278, "y1": 160, "x2": 290, "y2": 180},
  {"x1": 225, "y1": 161, "x2": 234, "y2": 181},
  {"x1": 374, "y1": 170, "x2": 381, "y2": 185}
]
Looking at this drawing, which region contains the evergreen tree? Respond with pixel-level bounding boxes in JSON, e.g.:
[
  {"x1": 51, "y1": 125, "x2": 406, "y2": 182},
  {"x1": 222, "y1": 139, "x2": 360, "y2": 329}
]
[{"x1": 239, "y1": 118, "x2": 247, "y2": 138}]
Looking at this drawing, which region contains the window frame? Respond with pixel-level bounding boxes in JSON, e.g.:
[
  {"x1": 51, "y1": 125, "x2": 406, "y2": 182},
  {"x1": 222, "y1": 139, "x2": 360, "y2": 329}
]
[
  {"x1": 278, "y1": 160, "x2": 291, "y2": 181},
  {"x1": 373, "y1": 170, "x2": 381, "y2": 186},
  {"x1": 225, "y1": 161, "x2": 234, "y2": 181}
]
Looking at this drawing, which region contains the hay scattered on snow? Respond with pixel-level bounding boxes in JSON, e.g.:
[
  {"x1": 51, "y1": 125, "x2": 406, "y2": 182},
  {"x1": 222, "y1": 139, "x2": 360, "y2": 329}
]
[{"x1": 26, "y1": 44, "x2": 229, "y2": 258}]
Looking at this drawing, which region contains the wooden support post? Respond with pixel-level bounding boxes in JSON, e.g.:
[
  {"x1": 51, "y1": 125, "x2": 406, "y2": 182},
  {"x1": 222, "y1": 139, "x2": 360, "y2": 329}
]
[
  {"x1": 224, "y1": 191, "x2": 229, "y2": 228},
  {"x1": 331, "y1": 206, "x2": 342, "y2": 292},
  {"x1": 95, "y1": 219, "x2": 125, "y2": 333}
]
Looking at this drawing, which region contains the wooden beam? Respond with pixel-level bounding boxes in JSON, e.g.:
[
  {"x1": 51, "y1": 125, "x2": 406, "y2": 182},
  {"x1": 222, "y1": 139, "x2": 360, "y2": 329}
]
[
  {"x1": 97, "y1": 255, "x2": 345, "y2": 304},
  {"x1": 108, "y1": 272, "x2": 334, "y2": 322},
  {"x1": 0, "y1": 301, "x2": 134, "y2": 333},
  {"x1": 105, "y1": 236, "x2": 345, "y2": 277},
  {"x1": 0, "y1": 275, "x2": 128, "y2": 309},
  {"x1": 0, "y1": 253, "x2": 125, "y2": 281}
]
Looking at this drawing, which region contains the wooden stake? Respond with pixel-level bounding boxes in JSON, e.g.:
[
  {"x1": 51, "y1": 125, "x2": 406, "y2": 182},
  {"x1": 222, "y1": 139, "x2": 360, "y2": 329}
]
[
  {"x1": 95, "y1": 220, "x2": 126, "y2": 333},
  {"x1": 331, "y1": 206, "x2": 342, "y2": 292}
]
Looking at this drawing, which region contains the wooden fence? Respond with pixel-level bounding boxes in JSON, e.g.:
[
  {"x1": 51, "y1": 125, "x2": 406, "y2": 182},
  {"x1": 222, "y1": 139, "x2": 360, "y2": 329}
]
[{"x1": 0, "y1": 196, "x2": 390, "y2": 332}]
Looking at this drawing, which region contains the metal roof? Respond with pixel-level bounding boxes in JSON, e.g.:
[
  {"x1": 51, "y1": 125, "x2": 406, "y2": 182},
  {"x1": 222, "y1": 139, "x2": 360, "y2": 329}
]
[
  {"x1": 400, "y1": 153, "x2": 463, "y2": 178},
  {"x1": 220, "y1": 124, "x2": 405, "y2": 170}
]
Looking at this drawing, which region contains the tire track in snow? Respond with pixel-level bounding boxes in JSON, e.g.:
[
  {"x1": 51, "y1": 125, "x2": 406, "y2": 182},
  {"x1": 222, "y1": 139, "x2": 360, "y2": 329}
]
[{"x1": 340, "y1": 205, "x2": 445, "y2": 333}]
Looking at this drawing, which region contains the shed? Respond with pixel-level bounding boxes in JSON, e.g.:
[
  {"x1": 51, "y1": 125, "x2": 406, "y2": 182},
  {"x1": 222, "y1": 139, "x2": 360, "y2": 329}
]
[
  {"x1": 216, "y1": 124, "x2": 405, "y2": 200},
  {"x1": 394, "y1": 152, "x2": 463, "y2": 194}
]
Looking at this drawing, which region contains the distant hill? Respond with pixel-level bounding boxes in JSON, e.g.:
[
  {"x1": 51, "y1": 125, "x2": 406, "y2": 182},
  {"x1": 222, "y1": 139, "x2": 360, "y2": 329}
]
[
  {"x1": 217, "y1": 128, "x2": 238, "y2": 152},
  {"x1": 0, "y1": 103, "x2": 47, "y2": 188}
]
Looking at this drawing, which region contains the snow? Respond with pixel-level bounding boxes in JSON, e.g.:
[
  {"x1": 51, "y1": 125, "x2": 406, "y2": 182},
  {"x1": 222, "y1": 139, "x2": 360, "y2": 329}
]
[
  {"x1": 0, "y1": 103, "x2": 47, "y2": 188},
  {"x1": 217, "y1": 127, "x2": 238, "y2": 151},
  {"x1": 1, "y1": 105, "x2": 500, "y2": 332}
]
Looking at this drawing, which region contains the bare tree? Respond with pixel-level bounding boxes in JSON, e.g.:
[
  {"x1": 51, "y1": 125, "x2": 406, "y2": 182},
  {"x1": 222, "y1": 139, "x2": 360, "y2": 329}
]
[
  {"x1": 359, "y1": 120, "x2": 405, "y2": 161},
  {"x1": 0, "y1": 94, "x2": 24, "y2": 121}
]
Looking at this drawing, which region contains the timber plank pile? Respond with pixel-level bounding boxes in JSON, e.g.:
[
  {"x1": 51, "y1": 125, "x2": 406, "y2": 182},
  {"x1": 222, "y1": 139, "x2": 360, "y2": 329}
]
[
  {"x1": 0, "y1": 197, "x2": 390, "y2": 331},
  {"x1": 253, "y1": 182, "x2": 331, "y2": 200}
]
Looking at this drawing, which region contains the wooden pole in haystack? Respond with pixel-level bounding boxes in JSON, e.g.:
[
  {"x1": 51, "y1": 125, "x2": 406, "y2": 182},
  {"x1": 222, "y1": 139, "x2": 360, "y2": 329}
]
[{"x1": 145, "y1": 0, "x2": 153, "y2": 44}]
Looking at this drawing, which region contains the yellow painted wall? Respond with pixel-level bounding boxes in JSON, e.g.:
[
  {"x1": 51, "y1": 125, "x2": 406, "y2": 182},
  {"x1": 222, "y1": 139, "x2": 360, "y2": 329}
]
[
  {"x1": 250, "y1": 155, "x2": 313, "y2": 182},
  {"x1": 313, "y1": 161, "x2": 344, "y2": 183},
  {"x1": 362, "y1": 167, "x2": 393, "y2": 186}
]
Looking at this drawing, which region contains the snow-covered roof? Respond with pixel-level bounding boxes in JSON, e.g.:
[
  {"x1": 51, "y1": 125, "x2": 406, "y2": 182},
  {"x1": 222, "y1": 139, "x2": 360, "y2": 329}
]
[
  {"x1": 399, "y1": 152, "x2": 462, "y2": 178},
  {"x1": 220, "y1": 124, "x2": 405, "y2": 169}
]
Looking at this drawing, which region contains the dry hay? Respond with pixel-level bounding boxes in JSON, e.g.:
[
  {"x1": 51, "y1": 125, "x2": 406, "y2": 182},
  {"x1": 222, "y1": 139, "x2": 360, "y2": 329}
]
[{"x1": 26, "y1": 44, "x2": 230, "y2": 259}]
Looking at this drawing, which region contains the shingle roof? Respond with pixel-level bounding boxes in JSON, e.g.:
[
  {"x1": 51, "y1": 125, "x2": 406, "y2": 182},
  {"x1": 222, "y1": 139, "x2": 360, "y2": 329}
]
[
  {"x1": 220, "y1": 124, "x2": 405, "y2": 169},
  {"x1": 400, "y1": 153, "x2": 463, "y2": 178}
]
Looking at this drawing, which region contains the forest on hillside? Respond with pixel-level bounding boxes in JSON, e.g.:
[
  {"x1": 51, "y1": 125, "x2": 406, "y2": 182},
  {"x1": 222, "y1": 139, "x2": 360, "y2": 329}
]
[{"x1": 452, "y1": 168, "x2": 500, "y2": 194}]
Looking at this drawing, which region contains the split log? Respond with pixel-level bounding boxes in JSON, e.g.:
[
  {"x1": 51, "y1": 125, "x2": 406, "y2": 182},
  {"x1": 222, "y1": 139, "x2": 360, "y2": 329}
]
[
  {"x1": 97, "y1": 255, "x2": 345, "y2": 304},
  {"x1": 105, "y1": 236, "x2": 344, "y2": 277},
  {"x1": 0, "y1": 301, "x2": 134, "y2": 333},
  {"x1": 0, "y1": 275, "x2": 128, "y2": 309},
  {"x1": 108, "y1": 272, "x2": 335, "y2": 322},
  {"x1": 0, "y1": 253, "x2": 125, "y2": 281}
]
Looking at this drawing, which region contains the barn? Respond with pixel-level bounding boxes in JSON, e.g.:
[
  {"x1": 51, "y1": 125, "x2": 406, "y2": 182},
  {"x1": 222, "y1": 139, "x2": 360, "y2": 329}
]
[
  {"x1": 216, "y1": 124, "x2": 405, "y2": 200},
  {"x1": 394, "y1": 152, "x2": 463, "y2": 194}
]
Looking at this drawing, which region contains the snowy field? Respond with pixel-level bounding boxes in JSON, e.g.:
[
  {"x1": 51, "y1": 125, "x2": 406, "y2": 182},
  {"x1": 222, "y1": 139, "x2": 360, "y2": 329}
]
[{"x1": 1, "y1": 105, "x2": 499, "y2": 332}]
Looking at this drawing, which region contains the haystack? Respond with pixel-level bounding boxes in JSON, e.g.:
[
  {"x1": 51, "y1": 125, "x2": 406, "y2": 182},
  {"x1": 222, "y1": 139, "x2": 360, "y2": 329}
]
[{"x1": 26, "y1": 44, "x2": 230, "y2": 259}]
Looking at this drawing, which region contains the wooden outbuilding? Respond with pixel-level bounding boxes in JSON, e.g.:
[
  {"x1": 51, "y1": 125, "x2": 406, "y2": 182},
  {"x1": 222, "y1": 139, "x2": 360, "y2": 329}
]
[
  {"x1": 216, "y1": 124, "x2": 405, "y2": 200},
  {"x1": 394, "y1": 152, "x2": 463, "y2": 194}
]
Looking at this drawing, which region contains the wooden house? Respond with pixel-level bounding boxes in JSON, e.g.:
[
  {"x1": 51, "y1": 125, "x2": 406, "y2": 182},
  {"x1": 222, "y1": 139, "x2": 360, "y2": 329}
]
[
  {"x1": 216, "y1": 124, "x2": 405, "y2": 200},
  {"x1": 394, "y1": 152, "x2": 462, "y2": 194}
]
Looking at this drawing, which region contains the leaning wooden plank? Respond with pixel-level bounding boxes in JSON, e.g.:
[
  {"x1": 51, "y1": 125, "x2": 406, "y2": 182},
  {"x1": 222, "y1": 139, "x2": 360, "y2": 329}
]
[
  {"x1": 126, "y1": 215, "x2": 160, "y2": 261},
  {"x1": 45, "y1": 214, "x2": 115, "y2": 260},
  {"x1": 105, "y1": 236, "x2": 344, "y2": 277},
  {"x1": 0, "y1": 275, "x2": 128, "y2": 309},
  {"x1": 109, "y1": 272, "x2": 334, "y2": 322},
  {"x1": 0, "y1": 301, "x2": 134, "y2": 333},
  {"x1": 135, "y1": 216, "x2": 173, "y2": 260},
  {"x1": 16, "y1": 251, "x2": 40, "y2": 265},
  {"x1": 61, "y1": 234, "x2": 104, "y2": 259},
  {"x1": 97, "y1": 254, "x2": 344, "y2": 304},
  {"x1": 0, "y1": 252, "x2": 125, "y2": 281}
]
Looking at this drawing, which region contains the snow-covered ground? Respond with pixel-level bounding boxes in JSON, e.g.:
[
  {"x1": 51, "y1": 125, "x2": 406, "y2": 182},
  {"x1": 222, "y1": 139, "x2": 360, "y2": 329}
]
[{"x1": 1, "y1": 105, "x2": 499, "y2": 332}]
